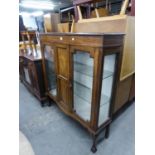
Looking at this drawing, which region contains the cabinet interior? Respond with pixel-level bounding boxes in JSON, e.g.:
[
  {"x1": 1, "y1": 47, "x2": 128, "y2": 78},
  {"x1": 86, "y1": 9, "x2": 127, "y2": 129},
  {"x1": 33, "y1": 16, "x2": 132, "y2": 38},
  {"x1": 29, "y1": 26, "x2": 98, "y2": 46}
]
[{"x1": 44, "y1": 45, "x2": 57, "y2": 96}]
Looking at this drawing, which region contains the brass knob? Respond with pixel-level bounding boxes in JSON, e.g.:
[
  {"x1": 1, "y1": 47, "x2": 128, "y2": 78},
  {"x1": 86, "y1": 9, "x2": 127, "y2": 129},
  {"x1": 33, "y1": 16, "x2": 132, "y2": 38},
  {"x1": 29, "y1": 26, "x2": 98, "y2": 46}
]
[
  {"x1": 60, "y1": 37, "x2": 63, "y2": 40},
  {"x1": 72, "y1": 37, "x2": 75, "y2": 41}
]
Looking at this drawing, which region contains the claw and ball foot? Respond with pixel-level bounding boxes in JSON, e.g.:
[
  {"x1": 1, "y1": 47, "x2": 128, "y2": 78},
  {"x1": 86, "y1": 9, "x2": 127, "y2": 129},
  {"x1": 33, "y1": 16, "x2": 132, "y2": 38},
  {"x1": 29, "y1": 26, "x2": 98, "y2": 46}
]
[
  {"x1": 91, "y1": 134, "x2": 97, "y2": 153},
  {"x1": 91, "y1": 145, "x2": 97, "y2": 153}
]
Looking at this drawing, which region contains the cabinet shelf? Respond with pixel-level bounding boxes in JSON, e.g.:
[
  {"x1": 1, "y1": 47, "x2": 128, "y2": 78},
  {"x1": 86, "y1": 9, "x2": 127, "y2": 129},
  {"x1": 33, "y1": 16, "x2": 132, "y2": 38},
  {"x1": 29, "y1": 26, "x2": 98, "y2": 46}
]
[
  {"x1": 74, "y1": 93, "x2": 109, "y2": 121},
  {"x1": 74, "y1": 62, "x2": 113, "y2": 79},
  {"x1": 74, "y1": 81, "x2": 110, "y2": 106}
]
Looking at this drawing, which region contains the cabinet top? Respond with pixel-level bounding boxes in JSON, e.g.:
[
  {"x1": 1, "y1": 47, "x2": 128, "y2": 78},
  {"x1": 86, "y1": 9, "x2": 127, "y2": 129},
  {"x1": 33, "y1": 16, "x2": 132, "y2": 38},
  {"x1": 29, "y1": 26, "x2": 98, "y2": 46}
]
[
  {"x1": 39, "y1": 32, "x2": 125, "y2": 36},
  {"x1": 40, "y1": 32, "x2": 125, "y2": 48}
]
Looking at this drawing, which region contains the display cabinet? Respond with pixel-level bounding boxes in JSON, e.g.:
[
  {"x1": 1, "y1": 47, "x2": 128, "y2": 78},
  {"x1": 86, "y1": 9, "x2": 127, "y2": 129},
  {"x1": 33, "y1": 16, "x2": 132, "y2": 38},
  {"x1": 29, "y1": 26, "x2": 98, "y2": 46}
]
[
  {"x1": 19, "y1": 51, "x2": 47, "y2": 106},
  {"x1": 40, "y1": 32, "x2": 124, "y2": 152}
]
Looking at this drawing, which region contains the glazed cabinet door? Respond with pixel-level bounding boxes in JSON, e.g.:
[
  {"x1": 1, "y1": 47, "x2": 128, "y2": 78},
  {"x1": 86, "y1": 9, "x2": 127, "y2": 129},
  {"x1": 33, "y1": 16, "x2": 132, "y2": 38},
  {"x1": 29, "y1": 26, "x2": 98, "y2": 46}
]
[
  {"x1": 42, "y1": 45, "x2": 58, "y2": 99},
  {"x1": 70, "y1": 46, "x2": 97, "y2": 123},
  {"x1": 56, "y1": 45, "x2": 71, "y2": 111}
]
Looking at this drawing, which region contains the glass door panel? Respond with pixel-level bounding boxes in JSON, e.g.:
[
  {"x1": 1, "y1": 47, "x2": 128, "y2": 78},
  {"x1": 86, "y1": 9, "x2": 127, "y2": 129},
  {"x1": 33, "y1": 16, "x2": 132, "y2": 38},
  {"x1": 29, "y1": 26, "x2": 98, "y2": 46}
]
[
  {"x1": 44, "y1": 45, "x2": 57, "y2": 97},
  {"x1": 73, "y1": 51, "x2": 94, "y2": 122},
  {"x1": 98, "y1": 54, "x2": 116, "y2": 126},
  {"x1": 24, "y1": 67, "x2": 31, "y2": 84}
]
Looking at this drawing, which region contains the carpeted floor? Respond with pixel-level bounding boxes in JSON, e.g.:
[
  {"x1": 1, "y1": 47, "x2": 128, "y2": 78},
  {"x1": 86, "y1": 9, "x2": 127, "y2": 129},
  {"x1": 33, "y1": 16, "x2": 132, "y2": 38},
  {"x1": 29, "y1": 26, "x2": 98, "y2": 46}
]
[{"x1": 19, "y1": 82, "x2": 135, "y2": 155}]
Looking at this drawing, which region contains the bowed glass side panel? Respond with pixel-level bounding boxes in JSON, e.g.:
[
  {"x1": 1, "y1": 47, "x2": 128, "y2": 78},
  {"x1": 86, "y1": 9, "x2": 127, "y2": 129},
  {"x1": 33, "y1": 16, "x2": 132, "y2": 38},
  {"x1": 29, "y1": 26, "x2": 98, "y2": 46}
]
[
  {"x1": 44, "y1": 45, "x2": 57, "y2": 96},
  {"x1": 73, "y1": 51, "x2": 94, "y2": 122},
  {"x1": 98, "y1": 54, "x2": 116, "y2": 126}
]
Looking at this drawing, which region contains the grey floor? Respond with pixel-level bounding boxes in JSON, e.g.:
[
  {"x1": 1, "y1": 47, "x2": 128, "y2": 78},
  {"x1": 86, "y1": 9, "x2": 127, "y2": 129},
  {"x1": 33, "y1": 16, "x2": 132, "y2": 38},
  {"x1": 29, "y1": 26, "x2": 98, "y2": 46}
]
[{"x1": 19, "y1": 82, "x2": 135, "y2": 155}]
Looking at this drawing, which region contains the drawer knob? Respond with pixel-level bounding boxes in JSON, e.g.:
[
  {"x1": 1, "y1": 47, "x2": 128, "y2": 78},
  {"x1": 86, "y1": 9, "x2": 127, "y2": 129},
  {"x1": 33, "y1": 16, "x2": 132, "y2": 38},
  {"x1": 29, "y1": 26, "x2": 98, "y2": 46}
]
[
  {"x1": 72, "y1": 37, "x2": 75, "y2": 41},
  {"x1": 60, "y1": 37, "x2": 63, "y2": 40}
]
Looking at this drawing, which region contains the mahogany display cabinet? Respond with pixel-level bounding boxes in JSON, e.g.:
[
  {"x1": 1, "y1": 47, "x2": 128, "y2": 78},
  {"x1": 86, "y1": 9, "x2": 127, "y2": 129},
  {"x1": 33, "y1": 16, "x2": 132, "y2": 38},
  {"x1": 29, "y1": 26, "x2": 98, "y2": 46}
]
[
  {"x1": 19, "y1": 52, "x2": 47, "y2": 107},
  {"x1": 40, "y1": 32, "x2": 125, "y2": 152}
]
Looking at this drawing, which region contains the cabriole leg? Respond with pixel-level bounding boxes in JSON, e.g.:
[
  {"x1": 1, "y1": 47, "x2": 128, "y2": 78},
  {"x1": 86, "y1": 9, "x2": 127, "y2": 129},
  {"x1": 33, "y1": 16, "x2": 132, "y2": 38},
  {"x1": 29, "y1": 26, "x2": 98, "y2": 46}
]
[{"x1": 91, "y1": 134, "x2": 97, "y2": 153}]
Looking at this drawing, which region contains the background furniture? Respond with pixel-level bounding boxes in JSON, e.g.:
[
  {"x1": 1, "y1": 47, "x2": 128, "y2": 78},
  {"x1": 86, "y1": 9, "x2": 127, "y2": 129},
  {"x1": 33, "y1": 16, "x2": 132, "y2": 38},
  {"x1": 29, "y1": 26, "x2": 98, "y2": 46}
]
[
  {"x1": 20, "y1": 30, "x2": 38, "y2": 55},
  {"x1": 40, "y1": 32, "x2": 125, "y2": 152},
  {"x1": 44, "y1": 13, "x2": 60, "y2": 32},
  {"x1": 19, "y1": 51, "x2": 46, "y2": 107}
]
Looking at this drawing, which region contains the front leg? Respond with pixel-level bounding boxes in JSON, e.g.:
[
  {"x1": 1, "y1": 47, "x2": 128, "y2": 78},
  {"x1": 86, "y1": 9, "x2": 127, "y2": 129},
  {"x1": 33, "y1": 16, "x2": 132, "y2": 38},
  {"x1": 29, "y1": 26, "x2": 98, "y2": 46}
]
[
  {"x1": 40, "y1": 101, "x2": 45, "y2": 107},
  {"x1": 91, "y1": 134, "x2": 97, "y2": 153},
  {"x1": 48, "y1": 97, "x2": 52, "y2": 106}
]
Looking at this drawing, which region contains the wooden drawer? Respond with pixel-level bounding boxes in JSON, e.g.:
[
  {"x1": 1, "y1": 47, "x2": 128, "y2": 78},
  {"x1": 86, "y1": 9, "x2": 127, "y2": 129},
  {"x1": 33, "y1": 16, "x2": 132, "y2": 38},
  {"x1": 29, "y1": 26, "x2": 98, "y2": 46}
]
[
  {"x1": 68, "y1": 36, "x2": 103, "y2": 47},
  {"x1": 40, "y1": 35, "x2": 103, "y2": 47},
  {"x1": 40, "y1": 35, "x2": 70, "y2": 44}
]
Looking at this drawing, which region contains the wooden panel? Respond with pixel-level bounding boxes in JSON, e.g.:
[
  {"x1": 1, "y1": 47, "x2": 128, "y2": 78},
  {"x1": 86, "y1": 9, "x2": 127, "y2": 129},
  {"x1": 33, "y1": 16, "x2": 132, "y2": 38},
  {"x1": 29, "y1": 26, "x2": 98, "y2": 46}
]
[
  {"x1": 50, "y1": 13, "x2": 60, "y2": 32},
  {"x1": 91, "y1": 8, "x2": 109, "y2": 18},
  {"x1": 74, "y1": 18, "x2": 126, "y2": 33},
  {"x1": 120, "y1": 16, "x2": 135, "y2": 80},
  {"x1": 78, "y1": 15, "x2": 127, "y2": 23},
  {"x1": 103, "y1": 35, "x2": 125, "y2": 48},
  {"x1": 44, "y1": 14, "x2": 52, "y2": 32},
  {"x1": 56, "y1": 44, "x2": 71, "y2": 111},
  {"x1": 40, "y1": 35, "x2": 103, "y2": 47},
  {"x1": 40, "y1": 35, "x2": 70, "y2": 45},
  {"x1": 58, "y1": 23, "x2": 70, "y2": 32},
  {"x1": 57, "y1": 45, "x2": 70, "y2": 78},
  {"x1": 44, "y1": 13, "x2": 60, "y2": 32},
  {"x1": 114, "y1": 75, "x2": 132, "y2": 112},
  {"x1": 69, "y1": 36, "x2": 103, "y2": 47},
  {"x1": 58, "y1": 78, "x2": 70, "y2": 110}
]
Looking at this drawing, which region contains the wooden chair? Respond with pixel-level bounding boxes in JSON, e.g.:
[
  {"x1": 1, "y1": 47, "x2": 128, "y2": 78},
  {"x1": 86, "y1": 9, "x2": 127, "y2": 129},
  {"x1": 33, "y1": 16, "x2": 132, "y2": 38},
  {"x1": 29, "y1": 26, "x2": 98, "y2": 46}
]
[
  {"x1": 74, "y1": 0, "x2": 129, "y2": 22},
  {"x1": 20, "y1": 30, "x2": 37, "y2": 55}
]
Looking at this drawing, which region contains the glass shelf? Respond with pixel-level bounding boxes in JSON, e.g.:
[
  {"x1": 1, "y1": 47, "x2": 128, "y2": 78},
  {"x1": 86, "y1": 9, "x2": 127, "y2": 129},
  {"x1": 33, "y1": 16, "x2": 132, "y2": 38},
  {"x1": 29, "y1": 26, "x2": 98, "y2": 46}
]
[
  {"x1": 74, "y1": 94, "x2": 91, "y2": 121},
  {"x1": 74, "y1": 69, "x2": 113, "y2": 90},
  {"x1": 74, "y1": 93, "x2": 110, "y2": 123},
  {"x1": 74, "y1": 81, "x2": 110, "y2": 106},
  {"x1": 74, "y1": 62, "x2": 114, "y2": 79}
]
